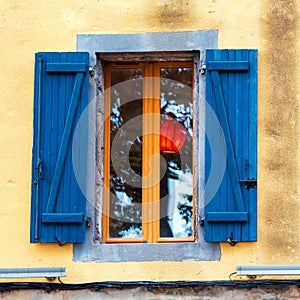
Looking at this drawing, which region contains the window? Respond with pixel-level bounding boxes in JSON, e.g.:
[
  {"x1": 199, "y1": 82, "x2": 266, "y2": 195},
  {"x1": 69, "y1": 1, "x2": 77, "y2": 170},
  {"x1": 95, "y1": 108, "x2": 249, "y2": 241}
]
[
  {"x1": 30, "y1": 31, "x2": 257, "y2": 262},
  {"x1": 103, "y1": 61, "x2": 194, "y2": 243}
]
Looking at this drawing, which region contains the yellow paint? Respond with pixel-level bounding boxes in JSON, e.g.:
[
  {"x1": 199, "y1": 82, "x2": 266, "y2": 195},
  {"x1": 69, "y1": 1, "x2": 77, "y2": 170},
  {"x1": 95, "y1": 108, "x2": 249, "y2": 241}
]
[{"x1": 0, "y1": 0, "x2": 299, "y2": 282}]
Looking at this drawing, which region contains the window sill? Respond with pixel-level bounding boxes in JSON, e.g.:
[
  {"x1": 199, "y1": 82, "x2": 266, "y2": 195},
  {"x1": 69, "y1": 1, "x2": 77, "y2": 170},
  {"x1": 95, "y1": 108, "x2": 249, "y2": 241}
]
[{"x1": 73, "y1": 228, "x2": 220, "y2": 262}]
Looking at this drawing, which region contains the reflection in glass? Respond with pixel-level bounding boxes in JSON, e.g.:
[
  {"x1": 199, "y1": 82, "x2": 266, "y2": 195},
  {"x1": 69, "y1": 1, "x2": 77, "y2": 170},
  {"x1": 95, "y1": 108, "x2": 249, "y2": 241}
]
[
  {"x1": 109, "y1": 68, "x2": 143, "y2": 238},
  {"x1": 160, "y1": 67, "x2": 193, "y2": 238}
]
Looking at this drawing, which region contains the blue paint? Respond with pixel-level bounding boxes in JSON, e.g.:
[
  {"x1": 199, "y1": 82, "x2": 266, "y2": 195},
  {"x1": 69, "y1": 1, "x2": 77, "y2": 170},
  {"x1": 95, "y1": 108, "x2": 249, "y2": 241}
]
[
  {"x1": 30, "y1": 52, "x2": 89, "y2": 243},
  {"x1": 204, "y1": 49, "x2": 258, "y2": 243}
]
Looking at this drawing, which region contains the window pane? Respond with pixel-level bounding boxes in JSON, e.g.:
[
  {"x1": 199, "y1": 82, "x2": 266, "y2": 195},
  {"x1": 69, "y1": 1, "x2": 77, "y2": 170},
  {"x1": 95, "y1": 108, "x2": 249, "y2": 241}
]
[
  {"x1": 109, "y1": 68, "x2": 143, "y2": 238},
  {"x1": 160, "y1": 67, "x2": 193, "y2": 238}
]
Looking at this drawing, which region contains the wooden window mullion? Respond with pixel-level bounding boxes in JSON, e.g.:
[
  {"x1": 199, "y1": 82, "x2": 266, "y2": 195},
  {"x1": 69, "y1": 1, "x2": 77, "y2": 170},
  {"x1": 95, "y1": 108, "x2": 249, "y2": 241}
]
[
  {"x1": 151, "y1": 63, "x2": 161, "y2": 243},
  {"x1": 142, "y1": 62, "x2": 161, "y2": 243}
]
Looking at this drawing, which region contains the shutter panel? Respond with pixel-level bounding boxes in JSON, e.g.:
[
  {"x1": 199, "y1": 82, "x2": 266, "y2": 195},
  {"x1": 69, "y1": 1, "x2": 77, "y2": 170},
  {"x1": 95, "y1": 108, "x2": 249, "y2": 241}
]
[
  {"x1": 204, "y1": 49, "x2": 257, "y2": 243},
  {"x1": 30, "y1": 52, "x2": 89, "y2": 243}
]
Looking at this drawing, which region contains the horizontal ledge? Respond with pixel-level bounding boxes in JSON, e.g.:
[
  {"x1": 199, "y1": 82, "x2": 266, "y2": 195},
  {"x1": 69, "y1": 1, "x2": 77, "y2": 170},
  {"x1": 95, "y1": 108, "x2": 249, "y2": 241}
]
[
  {"x1": 237, "y1": 265, "x2": 300, "y2": 276},
  {"x1": 46, "y1": 63, "x2": 88, "y2": 73},
  {"x1": 0, "y1": 267, "x2": 66, "y2": 278},
  {"x1": 42, "y1": 213, "x2": 84, "y2": 223},
  {"x1": 206, "y1": 212, "x2": 248, "y2": 222},
  {"x1": 207, "y1": 61, "x2": 249, "y2": 71},
  {"x1": 97, "y1": 51, "x2": 196, "y2": 62}
]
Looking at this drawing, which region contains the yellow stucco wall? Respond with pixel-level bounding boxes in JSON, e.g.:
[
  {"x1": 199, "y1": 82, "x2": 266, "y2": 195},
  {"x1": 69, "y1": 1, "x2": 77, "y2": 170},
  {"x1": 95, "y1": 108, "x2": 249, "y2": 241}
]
[{"x1": 0, "y1": 0, "x2": 299, "y2": 282}]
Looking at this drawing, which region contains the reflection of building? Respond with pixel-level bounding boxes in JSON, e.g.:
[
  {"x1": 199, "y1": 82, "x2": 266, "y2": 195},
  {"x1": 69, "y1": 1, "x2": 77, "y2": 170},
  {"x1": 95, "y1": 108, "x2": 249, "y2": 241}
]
[
  {"x1": 166, "y1": 175, "x2": 193, "y2": 238},
  {"x1": 1, "y1": 1, "x2": 299, "y2": 298}
]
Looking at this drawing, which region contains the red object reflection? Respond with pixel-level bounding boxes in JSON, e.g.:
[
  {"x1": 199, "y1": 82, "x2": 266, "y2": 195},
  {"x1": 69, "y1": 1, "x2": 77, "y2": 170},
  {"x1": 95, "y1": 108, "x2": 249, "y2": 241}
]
[{"x1": 160, "y1": 119, "x2": 187, "y2": 153}]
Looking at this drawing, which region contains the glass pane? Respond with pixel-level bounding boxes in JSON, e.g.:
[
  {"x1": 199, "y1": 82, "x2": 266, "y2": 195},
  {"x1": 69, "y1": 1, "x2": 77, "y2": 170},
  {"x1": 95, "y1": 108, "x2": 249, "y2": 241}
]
[
  {"x1": 160, "y1": 67, "x2": 193, "y2": 238},
  {"x1": 109, "y1": 68, "x2": 143, "y2": 238}
]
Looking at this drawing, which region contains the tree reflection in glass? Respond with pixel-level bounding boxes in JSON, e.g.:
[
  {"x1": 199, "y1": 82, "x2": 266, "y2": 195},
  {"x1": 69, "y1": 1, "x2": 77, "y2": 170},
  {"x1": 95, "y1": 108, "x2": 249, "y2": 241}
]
[
  {"x1": 107, "y1": 65, "x2": 193, "y2": 241},
  {"x1": 109, "y1": 68, "x2": 143, "y2": 238},
  {"x1": 160, "y1": 67, "x2": 193, "y2": 238}
]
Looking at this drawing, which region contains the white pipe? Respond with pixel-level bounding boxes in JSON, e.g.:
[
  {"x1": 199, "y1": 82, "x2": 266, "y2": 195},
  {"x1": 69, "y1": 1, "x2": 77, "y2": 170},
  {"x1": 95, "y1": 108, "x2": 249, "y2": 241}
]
[
  {"x1": 0, "y1": 267, "x2": 66, "y2": 278},
  {"x1": 237, "y1": 265, "x2": 300, "y2": 276}
]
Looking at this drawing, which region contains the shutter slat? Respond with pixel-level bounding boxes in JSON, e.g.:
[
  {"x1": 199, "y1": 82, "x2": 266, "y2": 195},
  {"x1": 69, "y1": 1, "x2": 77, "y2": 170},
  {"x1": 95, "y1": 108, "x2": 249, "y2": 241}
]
[
  {"x1": 247, "y1": 50, "x2": 258, "y2": 241},
  {"x1": 57, "y1": 52, "x2": 69, "y2": 242},
  {"x1": 228, "y1": 50, "x2": 240, "y2": 240}
]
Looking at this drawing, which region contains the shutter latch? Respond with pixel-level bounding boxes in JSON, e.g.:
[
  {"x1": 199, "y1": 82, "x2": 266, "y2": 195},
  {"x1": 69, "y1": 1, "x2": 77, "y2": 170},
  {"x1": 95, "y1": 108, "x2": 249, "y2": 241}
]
[{"x1": 239, "y1": 178, "x2": 257, "y2": 190}]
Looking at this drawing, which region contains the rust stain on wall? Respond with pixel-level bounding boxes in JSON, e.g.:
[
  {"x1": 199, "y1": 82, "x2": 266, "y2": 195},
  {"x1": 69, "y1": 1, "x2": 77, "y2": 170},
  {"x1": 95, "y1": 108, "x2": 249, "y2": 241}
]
[{"x1": 260, "y1": 0, "x2": 299, "y2": 259}]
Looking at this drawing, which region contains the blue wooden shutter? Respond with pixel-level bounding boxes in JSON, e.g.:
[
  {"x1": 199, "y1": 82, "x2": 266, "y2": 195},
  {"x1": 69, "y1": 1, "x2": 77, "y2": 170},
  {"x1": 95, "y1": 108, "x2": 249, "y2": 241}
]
[
  {"x1": 204, "y1": 49, "x2": 257, "y2": 243},
  {"x1": 30, "y1": 52, "x2": 89, "y2": 243}
]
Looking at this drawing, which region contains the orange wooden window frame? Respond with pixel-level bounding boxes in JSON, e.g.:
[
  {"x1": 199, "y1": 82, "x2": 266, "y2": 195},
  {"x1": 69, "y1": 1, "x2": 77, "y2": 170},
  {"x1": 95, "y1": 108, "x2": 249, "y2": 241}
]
[{"x1": 103, "y1": 61, "x2": 195, "y2": 244}]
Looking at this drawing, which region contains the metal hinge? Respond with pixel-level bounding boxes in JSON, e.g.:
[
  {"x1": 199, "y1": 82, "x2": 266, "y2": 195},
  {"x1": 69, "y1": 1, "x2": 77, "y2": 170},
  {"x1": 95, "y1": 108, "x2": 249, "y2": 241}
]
[
  {"x1": 200, "y1": 217, "x2": 205, "y2": 226},
  {"x1": 85, "y1": 217, "x2": 91, "y2": 228},
  {"x1": 33, "y1": 160, "x2": 43, "y2": 188},
  {"x1": 33, "y1": 179, "x2": 38, "y2": 188},
  {"x1": 38, "y1": 54, "x2": 44, "y2": 62},
  {"x1": 200, "y1": 63, "x2": 206, "y2": 75},
  {"x1": 89, "y1": 66, "x2": 95, "y2": 76}
]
